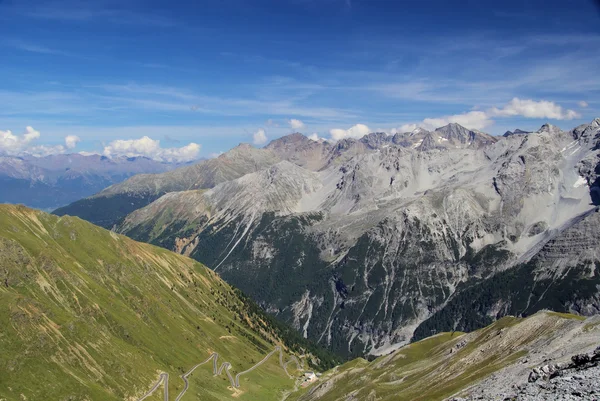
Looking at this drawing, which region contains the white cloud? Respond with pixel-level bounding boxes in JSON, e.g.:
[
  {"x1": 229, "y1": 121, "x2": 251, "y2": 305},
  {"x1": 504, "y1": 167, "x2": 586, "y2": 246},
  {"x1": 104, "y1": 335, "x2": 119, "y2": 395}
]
[
  {"x1": 390, "y1": 98, "x2": 580, "y2": 134},
  {"x1": 208, "y1": 151, "x2": 224, "y2": 159},
  {"x1": 422, "y1": 111, "x2": 492, "y2": 130},
  {"x1": 65, "y1": 135, "x2": 80, "y2": 149},
  {"x1": 393, "y1": 124, "x2": 418, "y2": 134},
  {"x1": 78, "y1": 151, "x2": 100, "y2": 156},
  {"x1": 329, "y1": 124, "x2": 370, "y2": 141},
  {"x1": 102, "y1": 136, "x2": 200, "y2": 162},
  {"x1": 253, "y1": 129, "x2": 268, "y2": 145},
  {"x1": 1, "y1": 126, "x2": 43, "y2": 155},
  {"x1": 389, "y1": 111, "x2": 492, "y2": 134},
  {"x1": 289, "y1": 119, "x2": 305, "y2": 130},
  {"x1": 308, "y1": 133, "x2": 329, "y2": 142},
  {"x1": 490, "y1": 98, "x2": 580, "y2": 120},
  {"x1": 0, "y1": 126, "x2": 85, "y2": 157},
  {"x1": 27, "y1": 144, "x2": 68, "y2": 157},
  {"x1": 579, "y1": 101, "x2": 588, "y2": 108}
]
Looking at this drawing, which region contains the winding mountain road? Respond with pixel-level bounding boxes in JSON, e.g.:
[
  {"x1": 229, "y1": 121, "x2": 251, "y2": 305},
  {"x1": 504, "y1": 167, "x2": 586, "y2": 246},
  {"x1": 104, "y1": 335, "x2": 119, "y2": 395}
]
[
  {"x1": 137, "y1": 346, "x2": 303, "y2": 401},
  {"x1": 137, "y1": 372, "x2": 168, "y2": 401}
]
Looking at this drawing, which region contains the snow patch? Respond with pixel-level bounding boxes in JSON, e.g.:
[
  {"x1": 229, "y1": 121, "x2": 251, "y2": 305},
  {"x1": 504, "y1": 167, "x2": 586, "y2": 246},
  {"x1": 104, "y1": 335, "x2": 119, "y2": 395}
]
[{"x1": 573, "y1": 176, "x2": 588, "y2": 188}]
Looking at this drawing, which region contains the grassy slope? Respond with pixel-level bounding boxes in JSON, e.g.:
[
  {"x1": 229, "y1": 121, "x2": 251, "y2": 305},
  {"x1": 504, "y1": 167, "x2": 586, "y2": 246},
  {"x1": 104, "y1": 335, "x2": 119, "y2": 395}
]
[
  {"x1": 0, "y1": 204, "x2": 301, "y2": 401},
  {"x1": 288, "y1": 312, "x2": 594, "y2": 401}
]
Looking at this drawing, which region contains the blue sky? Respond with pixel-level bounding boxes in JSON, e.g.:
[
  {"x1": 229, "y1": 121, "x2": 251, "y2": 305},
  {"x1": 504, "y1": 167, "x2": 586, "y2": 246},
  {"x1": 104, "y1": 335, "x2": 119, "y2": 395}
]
[{"x1": 1, "y1": 0, "x2": 599, "y2": 160}]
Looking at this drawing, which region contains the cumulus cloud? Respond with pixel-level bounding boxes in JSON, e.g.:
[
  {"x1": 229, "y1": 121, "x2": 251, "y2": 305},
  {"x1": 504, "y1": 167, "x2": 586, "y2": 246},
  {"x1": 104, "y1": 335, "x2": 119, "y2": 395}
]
[
  {"x1": 388, "y1": 112, "x2": 491, "y2": 134},
  {"x1": 0, "y1": 126, "x2": 48, "y2": 156},
  {"x1": 1, "y1": 127, "x2": 36, "y2": 153},
  {"x1": 308, "y1": 133, "x2": 328, "y2": 142},
  {"x1": 392, "y1": 124, "x2": 418, "y2": 134},
  {"x1": 490, "y1": 98, "x2": 580, "y2": 120},
  {"x1": 329, "y1": 124, "x2": 370, "y2": 141},
  {"x1": 28, "y1": 144, "x2": 68, "y2": 157},
  {"x1": 289, "y1": 119, "x2": 305, "y2": 130},
  {"x1": 0, "y1": 126, "x2": 86, "y2": 157},
  {"x1": 65, "y1": 135, "x2": 81, "y2": 149},
  {"x1": 78, "y1": 151, "x2": 100, "y2": 156},
  {"x1": 253, "y1": 129, "x2": 268, "y2": 145},
  {"x1": 102, "y1": 136, "x2": 200, "y2": 162},
  {"x1": 390, "y1": 98, "x2": 580, "y2": 133},
  {"x1": 579, "y1": 101, "x2": 588, "y2": 108},
  {"x1": 422, "y1": 111, "x2": 492, "y2": 130}
]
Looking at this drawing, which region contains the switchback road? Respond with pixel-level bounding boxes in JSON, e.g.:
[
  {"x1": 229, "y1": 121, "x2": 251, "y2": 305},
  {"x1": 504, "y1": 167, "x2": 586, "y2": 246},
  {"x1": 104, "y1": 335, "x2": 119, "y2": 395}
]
[{"x1": 137, "y1": 346, "x2": 303, "y2": 401}]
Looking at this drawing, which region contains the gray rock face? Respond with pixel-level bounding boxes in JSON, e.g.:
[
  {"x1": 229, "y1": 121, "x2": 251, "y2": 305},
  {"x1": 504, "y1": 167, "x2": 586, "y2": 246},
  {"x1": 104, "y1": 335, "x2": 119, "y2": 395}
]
[
  {"x1": 359, "y1": 132, "x2": 390, "y2": 149},
  {"x1": 76, "y1": 120, "x2": 600, "y2": 358},
  {"x1": 434, "y1": 123, "x2": 498, "y2": 148},
  {"x1": 265, "y1": 132, "x2": 332, "y2": 171},
  {"x1": 454, "y1": 347, "x2": 600, "y2": 401}
]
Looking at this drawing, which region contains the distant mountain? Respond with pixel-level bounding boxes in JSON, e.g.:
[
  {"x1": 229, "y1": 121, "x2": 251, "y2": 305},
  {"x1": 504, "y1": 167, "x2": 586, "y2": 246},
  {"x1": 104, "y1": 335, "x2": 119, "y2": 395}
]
[
  {"x1": 54, "y1": 144, "x2": 280, "y2": 227},
  {"x1": 56, "y1": 120, "x2": 600, "y2": 360},
  {"x1": 0, "y1": 153, "x2": 187, "y2": 210},
  {"x1": 0, "y1": 204, "x2": 336, "y2": 400}
]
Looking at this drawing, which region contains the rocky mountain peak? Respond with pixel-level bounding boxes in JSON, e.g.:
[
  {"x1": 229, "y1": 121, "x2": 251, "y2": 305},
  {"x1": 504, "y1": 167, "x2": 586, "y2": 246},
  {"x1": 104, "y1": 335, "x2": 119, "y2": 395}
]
[
  {"x1": 223, "y1": 143, "x2": 275, "y2": 160},
  {"x1": 359, "y1": 132, "x2": 389, "y2": 149},
  {"x1": 537, "y1": 123, "x2": 563, "y2": 135},
  {"x1": 418, "y1": 133, "x2": 438, "y2": 151},
  {"x1": 230, "y1": 142, "x2": 255, "y2": 151},
  {"x1": 265, "y1": 132, "x2": 309, "y2": 149},
  {"x1": 434, "y1": 123, "x2": 496, "y2": 148},
  {"x1": 573, "y1": 117, "x2": 600, "y2": 139},
  {"x1": 410, "y1": 127, "x2": 428, "y2": 136},
  {"x1": 265, "y1": 132, "x2": 332, "y2": 171},
  {"x1": 435, "y1": 123, "x2": 474, "y2": 142}
]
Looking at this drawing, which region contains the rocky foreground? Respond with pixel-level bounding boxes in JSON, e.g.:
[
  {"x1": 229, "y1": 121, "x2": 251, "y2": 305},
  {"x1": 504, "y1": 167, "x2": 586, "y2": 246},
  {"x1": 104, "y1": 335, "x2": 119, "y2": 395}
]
[{"x1": 452, "y1": 347, "x2": 600, "y2": 401}]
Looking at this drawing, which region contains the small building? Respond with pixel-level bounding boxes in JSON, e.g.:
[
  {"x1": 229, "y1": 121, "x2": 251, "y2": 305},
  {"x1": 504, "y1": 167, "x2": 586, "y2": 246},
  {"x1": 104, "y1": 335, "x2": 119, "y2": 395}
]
[
  {"x1": 301, "y1": 371, "x2": 318, "y2": 387},
  {"x1": 304, "y1": 371, "x2": 317, "y2": 380}
]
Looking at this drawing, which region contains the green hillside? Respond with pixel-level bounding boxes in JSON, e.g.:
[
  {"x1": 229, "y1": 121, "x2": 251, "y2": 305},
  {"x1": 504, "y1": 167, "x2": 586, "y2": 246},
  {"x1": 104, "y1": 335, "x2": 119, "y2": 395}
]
[{"x1": 0, "y1": 204, "x2": 333, "y2": 401}]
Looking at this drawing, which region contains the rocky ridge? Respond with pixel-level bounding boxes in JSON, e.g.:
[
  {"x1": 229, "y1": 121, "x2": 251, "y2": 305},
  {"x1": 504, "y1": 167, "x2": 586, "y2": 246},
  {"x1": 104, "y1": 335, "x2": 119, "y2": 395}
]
[{"x1": 451, "y1": 346, "x2": 600, "y2": 401}]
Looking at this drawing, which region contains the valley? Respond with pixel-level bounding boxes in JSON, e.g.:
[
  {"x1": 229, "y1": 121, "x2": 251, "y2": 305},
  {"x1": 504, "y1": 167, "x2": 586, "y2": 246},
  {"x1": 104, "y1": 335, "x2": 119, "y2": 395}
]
[{"x1": 3, "y1": 1, "x2": 599, "y2": 399}]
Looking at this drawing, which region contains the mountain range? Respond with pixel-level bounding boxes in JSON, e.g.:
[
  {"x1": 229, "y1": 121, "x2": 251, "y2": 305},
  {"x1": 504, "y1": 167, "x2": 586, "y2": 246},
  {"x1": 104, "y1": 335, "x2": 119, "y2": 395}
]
[
  {"x1": 54, "y1": 119, "x2": 600, "y2": 360},
  {"x1": 0, "y1": 153, "x2": 190, "y2": 210}
]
